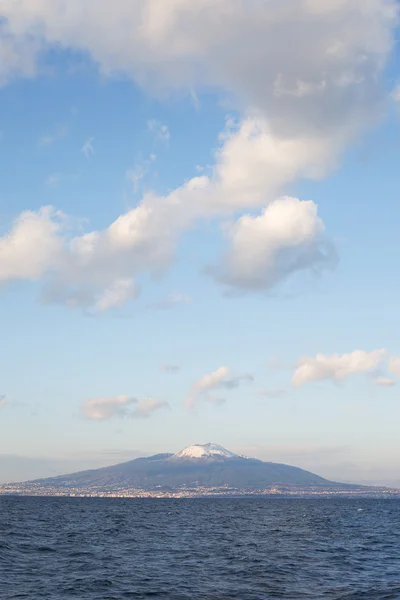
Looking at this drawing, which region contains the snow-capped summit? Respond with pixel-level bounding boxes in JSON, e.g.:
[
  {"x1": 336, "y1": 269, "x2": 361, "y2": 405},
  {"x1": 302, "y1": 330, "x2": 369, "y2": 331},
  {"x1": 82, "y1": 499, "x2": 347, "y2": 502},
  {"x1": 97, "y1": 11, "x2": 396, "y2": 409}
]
[{"x1": 170, "y1": 443, "x2": 239, "y2": 460}]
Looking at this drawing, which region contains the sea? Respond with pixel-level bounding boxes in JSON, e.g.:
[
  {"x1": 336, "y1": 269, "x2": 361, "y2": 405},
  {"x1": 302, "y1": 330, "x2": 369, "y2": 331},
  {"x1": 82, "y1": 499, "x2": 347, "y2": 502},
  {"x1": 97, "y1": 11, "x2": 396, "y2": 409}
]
[{"x1": 1, "y1": 496, "x2": 399, "y2": 599}]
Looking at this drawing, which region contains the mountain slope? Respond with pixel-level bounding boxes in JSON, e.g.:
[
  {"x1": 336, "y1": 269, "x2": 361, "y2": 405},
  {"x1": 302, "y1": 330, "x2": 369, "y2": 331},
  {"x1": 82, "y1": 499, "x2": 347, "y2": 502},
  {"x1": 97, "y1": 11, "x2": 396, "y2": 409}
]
[{"x1": 21, "y1": 443, "x2": 346, "y2": 492}]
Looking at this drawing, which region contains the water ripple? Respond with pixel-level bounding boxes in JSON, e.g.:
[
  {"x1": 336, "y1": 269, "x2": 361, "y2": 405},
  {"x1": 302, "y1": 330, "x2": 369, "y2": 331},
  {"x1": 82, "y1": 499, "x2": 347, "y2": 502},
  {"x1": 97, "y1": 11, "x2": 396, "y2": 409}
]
[{"x1": 0, "y1": 497, "x2": 399, "y2": 599}]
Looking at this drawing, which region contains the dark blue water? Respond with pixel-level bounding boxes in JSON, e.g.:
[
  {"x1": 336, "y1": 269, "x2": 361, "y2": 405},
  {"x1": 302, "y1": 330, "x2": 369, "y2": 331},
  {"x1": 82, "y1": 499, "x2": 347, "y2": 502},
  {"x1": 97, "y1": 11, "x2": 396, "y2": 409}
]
[{"x1": 1, "y1": 497, "x2": 400, "y2": 599}]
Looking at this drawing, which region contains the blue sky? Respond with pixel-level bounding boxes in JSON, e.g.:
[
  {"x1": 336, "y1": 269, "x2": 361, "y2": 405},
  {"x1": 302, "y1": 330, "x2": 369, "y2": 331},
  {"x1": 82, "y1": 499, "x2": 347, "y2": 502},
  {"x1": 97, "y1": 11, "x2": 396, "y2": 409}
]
[{"x1": 0, "y1": 0, "x2": 400, "y2": 486}]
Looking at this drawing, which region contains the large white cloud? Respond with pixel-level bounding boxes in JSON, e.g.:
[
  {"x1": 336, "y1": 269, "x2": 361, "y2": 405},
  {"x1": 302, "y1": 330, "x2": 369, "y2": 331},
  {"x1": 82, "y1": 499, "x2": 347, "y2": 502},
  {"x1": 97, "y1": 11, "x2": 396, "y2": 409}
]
[
  {"x1": 0, "y1": 1, "x2": 397, "y2": 308},
  {"x1": 0, "y1": 0, "x2": 396, "y2": 135},
  {"x1": 208, "y1": 196, "x2": 336, "y2": 291},
  {"x1": 292, "y1": 349, "x2": 387, "y2": 387}
]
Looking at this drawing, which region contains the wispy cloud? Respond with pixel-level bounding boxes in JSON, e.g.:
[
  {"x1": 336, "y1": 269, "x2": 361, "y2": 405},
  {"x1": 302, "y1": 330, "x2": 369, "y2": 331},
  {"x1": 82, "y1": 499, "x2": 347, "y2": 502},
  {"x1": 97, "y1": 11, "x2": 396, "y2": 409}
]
[
  {"x1": 267, "y1": 355, "x2": 291, "y2": 371},
  {"x1": 147, "y1": 293, "x2": 191, "y2": 310},
  {"x1": 255, "y1": 389, "x2": 287, "y2": 399},
  {"x1": 0, "y1": 395, "x2": 7, "y2": 410},
  {"x1": 190, "y1": 89, "x2": 200, "y2": 111},
  {"x1": 81, "y1": 137, "x2": 94, "y2": 158},
  {"x1": 82, "y1": 395, "x2": 168, "y2": 421},
  {"x1": 160, "y1": 364, "x2": 180, "y2": 374},
  {"x1": 187, "y1": 366, "x2": 254, "y2": 408},
  {"x1": 38, "y1": 124, "x2": 68, "y2": 147},
  {"x1": 147, "y1": 119, "x2": 170, "y2": 143},
  {"x1": 45, "y1": 173, "x2": 62, "y2": 187},
  {"x1": 374, "y1": 377, "x2": 396, "y2": 387},
  {"x1": 126, "y1": 154, "x2": 156, "y2": 193},
  {"x1": 45, "y1": 173, "x2": 80, "y2": 188},
  {"x1": 91, "y1": 278, "x2": 139, "y2": 313}
]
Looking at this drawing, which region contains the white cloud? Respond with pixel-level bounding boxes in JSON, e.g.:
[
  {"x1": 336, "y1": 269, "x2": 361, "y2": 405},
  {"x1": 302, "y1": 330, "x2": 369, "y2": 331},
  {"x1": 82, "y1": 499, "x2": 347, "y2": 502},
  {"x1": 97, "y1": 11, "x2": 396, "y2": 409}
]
[
  {"x1": 82, "y1": 395, "x2": 135, "y2": 420},
  {"x1": 388, "y1": 356, "x2": 400, "y2": 378},
  {"x1": 81, "y1": 137, "x2": 94, "y2": 158},
  {"x1": 82, "y1": 395, "x2": 168, "y2": 420},
  {"x1": 207, "y1": 196, "x2": 336, "y2": 292},
  {"x1": 292, "y1": 349, "x2": 387, "y2": 387},
  {"x1": 187, "y1": 366, "x2": 254, "y2": 407},
  {"x1": 0, "y1": 199, "x2": 178, "y2": 311},
  {"x1": 374, "y1": 377, "x2": 396, "y2": 387},
  {"x1": 0, "y1": 395, "x2": 7, "y2": 410},
  {"x1": 147, "y1": 119, "x2": 170, "y2": 142},
  {"x1": 0, "y1": 207, "x2": 64, "y2": 283}
]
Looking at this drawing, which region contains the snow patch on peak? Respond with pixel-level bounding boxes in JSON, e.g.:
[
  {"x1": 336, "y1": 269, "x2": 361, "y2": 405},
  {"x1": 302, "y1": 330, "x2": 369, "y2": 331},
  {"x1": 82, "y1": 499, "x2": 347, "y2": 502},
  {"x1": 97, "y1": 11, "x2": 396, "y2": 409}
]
[{"x1": 171, "y1": 443, "x2": 239, "y2": 460}]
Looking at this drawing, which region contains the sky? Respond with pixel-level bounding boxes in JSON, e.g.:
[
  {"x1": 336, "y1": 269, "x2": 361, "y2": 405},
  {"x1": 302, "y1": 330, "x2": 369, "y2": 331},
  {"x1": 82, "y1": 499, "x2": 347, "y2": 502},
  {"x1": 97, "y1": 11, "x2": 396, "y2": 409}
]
[{"x1": 0, "y1": 0, "x2": 400, "y2": 486}]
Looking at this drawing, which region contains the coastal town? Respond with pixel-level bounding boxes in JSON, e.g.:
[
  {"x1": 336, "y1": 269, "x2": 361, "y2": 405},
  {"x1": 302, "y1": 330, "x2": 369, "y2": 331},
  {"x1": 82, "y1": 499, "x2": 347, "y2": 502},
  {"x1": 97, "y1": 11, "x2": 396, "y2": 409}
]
[{"x1": 1, "y1": 482, "x2": 399, "y2": 499}]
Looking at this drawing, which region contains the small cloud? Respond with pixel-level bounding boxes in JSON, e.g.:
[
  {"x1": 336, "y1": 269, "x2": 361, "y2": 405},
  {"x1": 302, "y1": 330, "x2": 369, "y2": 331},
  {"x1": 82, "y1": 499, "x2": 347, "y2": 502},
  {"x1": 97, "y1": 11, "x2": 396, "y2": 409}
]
[
  {"x1": 187, "y1": 366, "x2": 254, "y2": 408},
  {"x1": 147, "y1": 293, "x2": 191, "y2": 310},
  {"x1": 81, "y1": 137, "x2": 94, "y2": 158},
  {"x1": 82, "y1": 395, "x2": 168, "y2": 421},
  {"x1": 374, "y1": 377, "x2": 396, "y2": 387},
  {"x1": 38, "y1": 124, "x2": 68, "y2": 147},
  {"x1": 160, "y1": 364, "x2": 180, "y2": 374},
  {"x1": 147, "y1": 119, "x2": 170, "y2": 143},
  {"x1": 255, "y1": 389, "x2": 287, "y2": 398},
  {"x1": 0, "y1": 395, "x2": 7, "y2": 410},
  {"x1": 45, "y1": 173, "x2": 61, "y2": 187}
]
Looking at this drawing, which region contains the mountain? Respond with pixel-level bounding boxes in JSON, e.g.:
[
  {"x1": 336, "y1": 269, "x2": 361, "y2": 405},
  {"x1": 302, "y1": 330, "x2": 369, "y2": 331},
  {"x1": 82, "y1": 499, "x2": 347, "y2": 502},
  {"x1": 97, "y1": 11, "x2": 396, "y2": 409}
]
[{"x1": 1, "y1": 443, "x2": 363, "y2": 496}]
